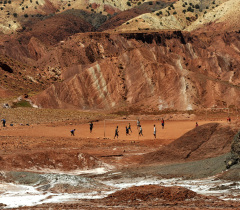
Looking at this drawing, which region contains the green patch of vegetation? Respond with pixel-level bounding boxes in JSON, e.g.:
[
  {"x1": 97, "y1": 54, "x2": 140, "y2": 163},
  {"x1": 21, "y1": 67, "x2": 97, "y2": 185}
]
[{"x1": 12, "y1": 100, "x2": 32, "y2": 108}]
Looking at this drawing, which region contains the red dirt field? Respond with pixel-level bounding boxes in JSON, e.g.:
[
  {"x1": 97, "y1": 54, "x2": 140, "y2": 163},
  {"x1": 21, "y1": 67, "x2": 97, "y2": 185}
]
[{"x1": 0, "y1": 113, "x2": 239, "y2": 209}]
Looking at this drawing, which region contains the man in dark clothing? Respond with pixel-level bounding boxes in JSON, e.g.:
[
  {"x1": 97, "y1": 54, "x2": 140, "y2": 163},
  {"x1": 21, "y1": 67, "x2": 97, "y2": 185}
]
[
  {"x1": 70, "y1": 129, "x2": 76, "y2": 136},
  {"x1": 114, "y1": 126, "x2": 119, "y2": 139},
  {"x1": 1, "y1": 119, "x2": 6, "y2": 127},
  {"x1": 128, "y1": 123, "x2": 132, "y2": 133},
  {"x1": 126, "y1": 126, "x2": 129, "y2": 136},
  {"x1": 89, "y1": 122, "x2": 93, "y2": 133}
]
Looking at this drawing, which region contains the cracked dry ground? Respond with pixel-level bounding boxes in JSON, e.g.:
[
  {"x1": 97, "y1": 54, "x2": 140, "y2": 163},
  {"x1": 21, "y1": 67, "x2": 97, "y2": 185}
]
[{"x1": 0, "y1": 110, "x2": 240, "y2": 209}]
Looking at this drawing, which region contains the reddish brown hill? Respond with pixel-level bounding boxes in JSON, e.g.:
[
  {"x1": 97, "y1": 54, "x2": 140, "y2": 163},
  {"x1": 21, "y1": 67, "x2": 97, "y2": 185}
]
[
  {"x1": 31, "y1": 31, "x2": 240, "y2": 111},
  {"x1": 98, "y1": 1, "x2": 171, "y2": 32},
  {"x1": 21, "y1": 13, "x2": 94, "y2": 46},
  {"x1": 141, "y1": 123, "x2": 238, "y2": 164},
  {"x1": 0, "y1": 54, "x2": 48, "y2": 95},
  {"x1": 97, "y1": 8, "x2": 146, "y2": 32}
]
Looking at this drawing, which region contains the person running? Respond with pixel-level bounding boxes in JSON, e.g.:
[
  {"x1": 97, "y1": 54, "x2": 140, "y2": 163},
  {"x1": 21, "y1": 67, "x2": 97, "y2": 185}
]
[
  {"x1": 1, "y1": 119, "x2": 6, "y2": 127},
  {"x1": 70, "y1": 129, "x2": 76, "y2": 136},
  {"x1": 161, "y1": 118, "x2": 165, "y2": 129},
  {"x1": 153, "y1": 124, "x2": 156, "y2": 139},
  {"x1": 139, "y1": 125, "x2": 143, "y2": 136},
  {"x1": 126, "y1": 126, "x2": 129, "y2": 136},
  {"x1": 114, "y1": 126, "x2": 119, "y2": 139},
  {"x1": 128, "y1": 123, "x2": 132, "y2": 133},
  {"x1": 89, "y1": 122, "x2": 93, "y2": 133}
]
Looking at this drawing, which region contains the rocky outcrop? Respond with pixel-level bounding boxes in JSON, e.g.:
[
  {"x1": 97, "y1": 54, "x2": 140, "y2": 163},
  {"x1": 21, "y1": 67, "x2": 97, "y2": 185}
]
[{"x1": 225, "y1": 131, "x2": 240, "y2": 169}]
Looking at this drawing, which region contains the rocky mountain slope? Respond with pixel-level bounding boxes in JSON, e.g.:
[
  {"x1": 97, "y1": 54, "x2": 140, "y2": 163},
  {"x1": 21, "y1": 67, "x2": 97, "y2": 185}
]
[
  {"x1": 27, "y1": 30, "x2": 240, "y2": 111},
  {"x1": 0, "y1": 0, "x2": 240, "y2": 111}
]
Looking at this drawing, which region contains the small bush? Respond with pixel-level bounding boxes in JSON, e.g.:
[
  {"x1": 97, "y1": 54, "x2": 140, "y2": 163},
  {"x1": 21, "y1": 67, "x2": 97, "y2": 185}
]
[
  {"x1": 127, "y1": 1, "x2": 131, "y2": 6},
  {"x1": 12, "y1": 100, "x2": 32, "y2": 108}
]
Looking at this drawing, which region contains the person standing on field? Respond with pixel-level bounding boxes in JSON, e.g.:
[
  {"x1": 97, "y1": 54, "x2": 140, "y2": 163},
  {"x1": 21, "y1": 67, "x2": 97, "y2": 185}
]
[
  {"x1": 89, "y1": 122, "x2": 93, "y2": 133},
  {"x1": 161, "y1": 118, "x2": 165, "y2": 129},
  {"x1": 128, "y1": 123, "x2": 132, "y2": 133},
  {"x1": 114, "y1": 126, "x2": 119, "y2": 139},
  {"x1": 126, "y1": 126, "x2": 129, "y2": 136},
  {"x1": 137, "y1": 119, "x2": 140, "y2": 128},
  {"x1": 1, "y1": 119, "x2": 6, "y2": 127},
  {"x1": 153, "y1": 124, "x2": 156, "y2": 139},
  {"x1": 139, "y1": 125, "x2": 143, "y2": 136}
]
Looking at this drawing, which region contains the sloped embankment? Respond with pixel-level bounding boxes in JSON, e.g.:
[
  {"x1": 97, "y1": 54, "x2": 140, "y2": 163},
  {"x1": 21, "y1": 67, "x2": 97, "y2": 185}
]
[
  {"x1": 142, "y1": 123, "x2": 237, "y2": 164},
  {"x1": 0, "y1": 151, "x2": 109, "y2": 172}
]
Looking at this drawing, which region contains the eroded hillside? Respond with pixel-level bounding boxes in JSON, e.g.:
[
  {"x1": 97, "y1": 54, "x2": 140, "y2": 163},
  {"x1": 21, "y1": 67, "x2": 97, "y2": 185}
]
[{"x1": 26, "y1": 31, "x2": 240, "y2": 111}]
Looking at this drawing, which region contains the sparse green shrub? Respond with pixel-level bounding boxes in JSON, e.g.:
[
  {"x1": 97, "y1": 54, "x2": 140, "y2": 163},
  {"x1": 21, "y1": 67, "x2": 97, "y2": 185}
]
[
  {"x1": 24, "y1": 13, "x2": 28, "y2": 18},
  {"x1": 182, "y1": 4, "x2": 185, "y2": 7},
  {"x1": 195, "y1": 4, "x2": 200, "y2": 9},
  {"x1": 137, "y1": 2, "x2": 141, "y2": 5},
  {"x1": 149, "y1": 1, "x2": 153, "y2": 5},
  {"x1": 206, "y1": 6, "x2": 209, "y2": 9},
  {"x1": 173, "y1": 11, "x2": 177, "y2": 14},
  {"x1": 182, "y1": 9, "x2": 186, "y2": 14},
  {"x1": 127, "y1": 1, "x2": 131, "y2": 6},
  {"x1": 13, "y1": 12, "x2": 17, "y2": 17},
  {"x1": 186, "y1": 17, "x2": 190, "y2": 21},
  {"x1": 12, "y1": 100, "x2": 32, "y2": 108},
  {"x1": 36, "y1": 1, "x2": 38, "y2": 5}
]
